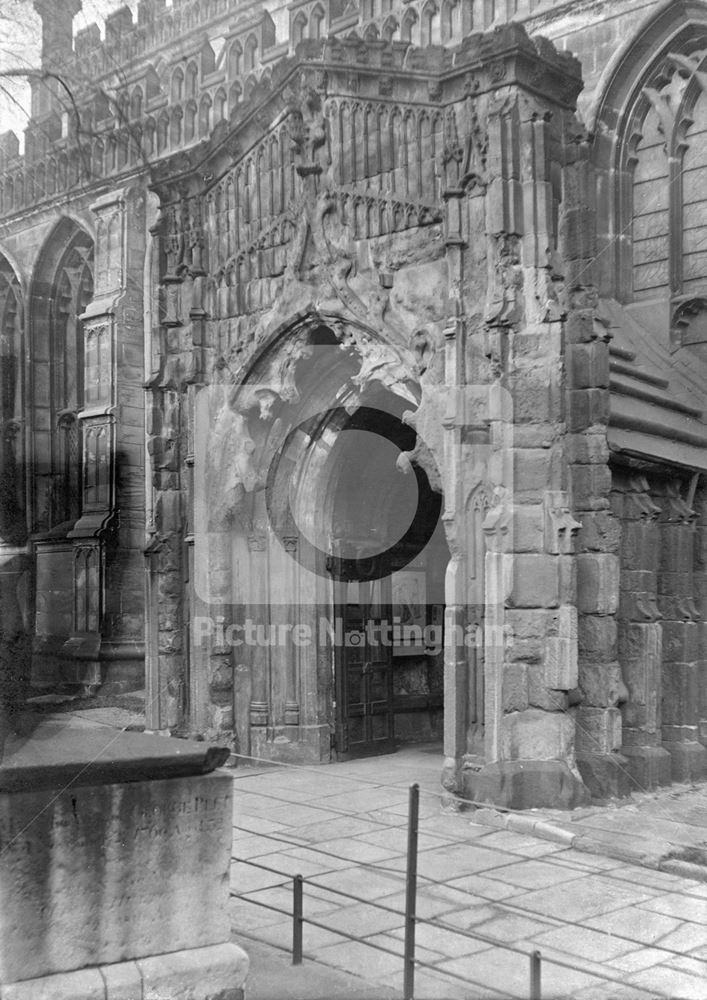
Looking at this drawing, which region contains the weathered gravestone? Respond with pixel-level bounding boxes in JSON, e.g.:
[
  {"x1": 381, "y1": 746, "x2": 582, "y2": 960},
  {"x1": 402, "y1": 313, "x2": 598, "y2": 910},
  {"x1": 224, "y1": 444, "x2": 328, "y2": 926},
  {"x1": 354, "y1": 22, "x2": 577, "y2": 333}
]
[{"x1": 0, "y1": 714, "x2": 248, "y2": 999}]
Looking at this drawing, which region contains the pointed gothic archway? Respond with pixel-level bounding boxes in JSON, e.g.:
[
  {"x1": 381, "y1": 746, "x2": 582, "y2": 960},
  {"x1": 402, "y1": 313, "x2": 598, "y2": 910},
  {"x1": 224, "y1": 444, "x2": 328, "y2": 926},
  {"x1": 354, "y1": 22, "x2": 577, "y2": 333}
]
[
  {"x1": 194, "y1": 319, "x2": 450, "y2": 763},
  {"x1": 29, "y1": 218, "x2": 95, "y2": 690}
]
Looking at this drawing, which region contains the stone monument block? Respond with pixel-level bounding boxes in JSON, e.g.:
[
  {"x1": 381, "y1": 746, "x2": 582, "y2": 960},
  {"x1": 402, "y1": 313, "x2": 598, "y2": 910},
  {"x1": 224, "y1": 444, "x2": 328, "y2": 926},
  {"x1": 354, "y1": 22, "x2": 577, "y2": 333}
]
[{"x1": 0, "y1": 715, "x2": 248, "y2": 999}]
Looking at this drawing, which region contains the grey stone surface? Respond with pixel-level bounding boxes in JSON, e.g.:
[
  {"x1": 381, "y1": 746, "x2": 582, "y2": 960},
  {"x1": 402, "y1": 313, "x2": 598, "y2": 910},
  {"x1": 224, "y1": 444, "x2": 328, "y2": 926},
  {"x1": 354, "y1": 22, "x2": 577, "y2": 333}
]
[
  {"x1": 0, "y1": 714, "x2": 229, "y2": 791},
  {"x1": 0, "y1": 770, "x2": 234, "y2": 982},
  {"x1": 0, "y1": 945, "x2": 248, "y2": 1000},
  {"x1": 228, "y1": 745, "x2": 707, "y2": 1000}
]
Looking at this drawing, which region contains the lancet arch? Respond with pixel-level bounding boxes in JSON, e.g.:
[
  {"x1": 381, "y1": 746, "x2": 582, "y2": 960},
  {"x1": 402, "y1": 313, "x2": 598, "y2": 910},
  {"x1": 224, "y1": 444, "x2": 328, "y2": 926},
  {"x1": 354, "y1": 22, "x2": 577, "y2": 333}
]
[
  {"x1": 0, "y1": 251, "x2": 25, "y2": 544},
  {"x1": 29, "y1": 218, "x2": 94, "y2": 534}
]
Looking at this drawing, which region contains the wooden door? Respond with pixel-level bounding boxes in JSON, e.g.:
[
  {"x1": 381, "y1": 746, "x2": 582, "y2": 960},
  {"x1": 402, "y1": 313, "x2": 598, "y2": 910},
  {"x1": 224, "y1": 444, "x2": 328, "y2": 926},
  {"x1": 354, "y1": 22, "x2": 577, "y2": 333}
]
[{"x1": 334, "y1": 577, "x2": 394, "y2": 759}]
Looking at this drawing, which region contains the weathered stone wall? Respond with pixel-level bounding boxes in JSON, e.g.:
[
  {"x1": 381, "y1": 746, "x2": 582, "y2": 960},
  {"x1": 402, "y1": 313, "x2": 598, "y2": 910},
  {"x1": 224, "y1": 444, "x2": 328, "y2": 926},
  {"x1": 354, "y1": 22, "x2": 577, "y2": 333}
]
[
  {"x1": 144, "y1": 22, "x2": 600, "y2": 800},
  {"x1": 0, "y1": 184, "x2": 147, "y2": 695},
  {"x1": 2, "y1": 0, "x2": 707, "y2": 806}
]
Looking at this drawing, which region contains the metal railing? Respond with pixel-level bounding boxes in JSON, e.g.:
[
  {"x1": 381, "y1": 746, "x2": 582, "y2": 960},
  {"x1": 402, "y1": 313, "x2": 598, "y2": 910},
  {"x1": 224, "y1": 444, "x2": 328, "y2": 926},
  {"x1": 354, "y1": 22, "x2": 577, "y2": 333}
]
[{"x1": 230, "y1": 781, "x2": 677, "y2": 1000}]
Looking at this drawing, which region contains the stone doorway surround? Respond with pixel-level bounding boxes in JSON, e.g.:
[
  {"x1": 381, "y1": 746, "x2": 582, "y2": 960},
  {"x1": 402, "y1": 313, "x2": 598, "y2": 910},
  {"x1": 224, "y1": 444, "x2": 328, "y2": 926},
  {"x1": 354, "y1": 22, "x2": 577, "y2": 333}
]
[{"x1": 191, "y1": 317, "x2": 450, "y2": 765}]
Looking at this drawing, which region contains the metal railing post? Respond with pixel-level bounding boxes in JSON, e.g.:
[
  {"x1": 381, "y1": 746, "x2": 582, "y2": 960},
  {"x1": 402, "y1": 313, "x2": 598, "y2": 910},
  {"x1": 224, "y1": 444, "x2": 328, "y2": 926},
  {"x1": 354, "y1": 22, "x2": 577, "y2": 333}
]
[
  {"x1": 403, "y1": 782, "x2": 419, "y2": 1000},
  {"x1": 293, "y1": 874, "x2": 303, "y2": 965},
  {"x1": 530, "y1": 949, "x2": 542, "y2": 1000}
]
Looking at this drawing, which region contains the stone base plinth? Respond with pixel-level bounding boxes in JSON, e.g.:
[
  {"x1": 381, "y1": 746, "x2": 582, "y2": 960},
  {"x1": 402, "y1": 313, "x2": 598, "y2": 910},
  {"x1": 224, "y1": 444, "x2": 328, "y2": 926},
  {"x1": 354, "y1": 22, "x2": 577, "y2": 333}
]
[
  {"x1": 577, "y1": 751, "x2": 632, "y2": 799},
  {"x1": 461, "y1": 760, "x2": 590, "y2": 810},
  {"x1": 620, "y1": 745, "x2": 672, "y2": 791},
  {"x1": 0, "y1": 771, "x2": 234, "y2": 983},
  {"x1": 0, "y1": 715, "x2": 245, "y2": 990},
  {"x1": 250, "y1": 723, "x2": 331, "y2": 764},
  {"x1": 663, "y1": 740, "x2": 707, "y2": 782},
  {"x1": 0, "y1": 942, "x2": 248, "y2": 1000}
]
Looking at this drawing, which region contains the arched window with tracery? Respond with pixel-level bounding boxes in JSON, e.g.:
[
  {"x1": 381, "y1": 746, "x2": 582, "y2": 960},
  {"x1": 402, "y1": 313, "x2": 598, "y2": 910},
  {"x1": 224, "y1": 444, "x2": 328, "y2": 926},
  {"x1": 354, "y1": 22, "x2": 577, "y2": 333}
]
[
  {"x1": 680, "y1": 79, "x2": 707, "y2": 297},
  {"x1": 0, "y1": 255, "x2": 25, "y2": 543},
  {"x1": 629, "y1": 97, "x2": 671, "y2": 301},
  {"x1": 31, "y1": 224, "x2": 94, "y2": 532},
  {"x1": 310, "y1": 6, "x2": 325, "y2": 40},
  {"x1": 593, "y1": 6, "x2": 707, "y2": 348}
]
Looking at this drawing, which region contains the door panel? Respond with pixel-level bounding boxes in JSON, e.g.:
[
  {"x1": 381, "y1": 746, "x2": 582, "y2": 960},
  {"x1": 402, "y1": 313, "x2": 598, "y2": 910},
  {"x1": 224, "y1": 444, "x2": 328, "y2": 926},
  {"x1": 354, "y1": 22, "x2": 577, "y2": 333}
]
[{"x1": 335, "y1": 579, "x2": 394, "y2": 758}]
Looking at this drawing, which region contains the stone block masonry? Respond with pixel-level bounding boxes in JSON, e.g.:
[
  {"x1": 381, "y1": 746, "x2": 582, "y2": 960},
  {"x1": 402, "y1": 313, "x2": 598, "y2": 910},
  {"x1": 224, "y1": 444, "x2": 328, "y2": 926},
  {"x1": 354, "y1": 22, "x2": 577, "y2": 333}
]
[
  {"x1": 0, "y1": 719, "x2": 248, "y2": 998},
  {"x1": 0, "y1": 773, "x2": 235, "y2": 982}
]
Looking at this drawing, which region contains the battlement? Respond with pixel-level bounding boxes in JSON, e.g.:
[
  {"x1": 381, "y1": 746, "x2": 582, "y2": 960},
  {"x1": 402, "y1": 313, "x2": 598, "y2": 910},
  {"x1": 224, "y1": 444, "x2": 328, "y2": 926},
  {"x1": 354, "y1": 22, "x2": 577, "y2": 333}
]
[
  {"x1": 65, "y1": 0, "x2": 574, "y2": 66},
  {"x1": 0, "y1": 0, "x2": 580, "y2": 221}
]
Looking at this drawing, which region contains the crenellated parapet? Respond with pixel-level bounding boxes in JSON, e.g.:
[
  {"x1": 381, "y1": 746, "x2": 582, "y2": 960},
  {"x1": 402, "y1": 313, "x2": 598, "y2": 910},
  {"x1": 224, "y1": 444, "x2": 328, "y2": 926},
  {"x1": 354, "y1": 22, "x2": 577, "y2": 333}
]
[{"x1": 0, "y1": 0, "x2": 580, "y2": 223}]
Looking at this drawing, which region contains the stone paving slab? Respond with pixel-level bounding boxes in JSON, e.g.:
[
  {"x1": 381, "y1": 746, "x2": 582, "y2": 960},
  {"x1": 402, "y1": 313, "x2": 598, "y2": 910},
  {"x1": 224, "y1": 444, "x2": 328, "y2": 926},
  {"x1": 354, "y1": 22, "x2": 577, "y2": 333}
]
[
  {"x1": 480, "y1": 857, "x2": 586, "y2": 890},
  {"x1": 627, "y1": 963, "x2": 707, "y2": 1000},
  {"x1": 308, "y1": 938, "x2": 410, "y2": 981},
  {"x1": 289, "y1": 815, "x2": 390, "y2": 842},
  {"x1": 385, "y1": 924, "x2": 493, "y2": 959},
  {"x1": 432, "y1": 947, "x2": 605, "y2": 999},
  {"x1": 512, "y1": 874, "x2": 656, "y2": 922},
  {"x1": 252, "y1": 918, "x2": 344, "y2": 952},
  {"x1": 373, "y1": 965, "x2": 507, "y2": 1000},
  {"x1": 530, "y1": 923, "x2": 639, "y2": 963},
  {"x1": 227, "y1": 745, "x2": 707, "y2": 999},
  {"x1": 242, "y1": 934, "x2": 404, "y2": 1000},
  {"x1": 231, "y1": 813, "x2": 290, "y2": 836},
  {"x1": 261, "y1": 845, "x2": 359, "y2": 875},
  {"x1": 303, "y1": 865, "x2": 404, "y2": 899},
  {"x1": 468, "y1": 780, "x2": 707, "y2": 882},
  {"x1": 640, "y1": 891, "x2": 707, "y2": 922},
  {"x1": 607, "y1": 948, "x2": 671, "y2": 974},
  {"x1": 582, "y1": 905, "x2": 683, "y2": 945}
]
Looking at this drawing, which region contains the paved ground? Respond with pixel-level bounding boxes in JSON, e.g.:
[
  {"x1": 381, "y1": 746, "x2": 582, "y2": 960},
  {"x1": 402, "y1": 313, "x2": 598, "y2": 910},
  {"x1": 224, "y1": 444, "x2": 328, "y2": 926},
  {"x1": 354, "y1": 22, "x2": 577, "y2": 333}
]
[
  {"x1": 491, "y1": 782, "x2": 707, "y2": 878},
  {"x1": 53, "y1": 710, "x2": 707, "y2": 998},
  {"x1": 230, "y1": 745, "x2": 707, "y2": 1000}
]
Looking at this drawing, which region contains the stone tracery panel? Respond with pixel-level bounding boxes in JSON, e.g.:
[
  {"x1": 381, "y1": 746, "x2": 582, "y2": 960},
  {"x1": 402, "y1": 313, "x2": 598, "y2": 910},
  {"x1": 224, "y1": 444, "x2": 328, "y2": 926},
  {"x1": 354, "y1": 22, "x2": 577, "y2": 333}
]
[
  {"x1": 682, "y1": 89, "x2": 707, "y2": 294},
  {"x1": 0, "y1": 256, "x2": 25, "y2": 545},
  {"x1": 31, "y1": 225, "x2": 94, "y2": 534},
  {"x1": 630, "y1": 105, "x2": 670, "y2": 300}
]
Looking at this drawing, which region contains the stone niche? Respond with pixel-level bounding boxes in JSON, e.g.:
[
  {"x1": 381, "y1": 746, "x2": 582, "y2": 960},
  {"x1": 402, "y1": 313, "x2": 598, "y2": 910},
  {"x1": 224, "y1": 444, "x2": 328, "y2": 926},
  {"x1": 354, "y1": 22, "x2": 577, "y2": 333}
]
[{"x1": 0, "y1": 715, "x2": 248, "y2": 999}]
